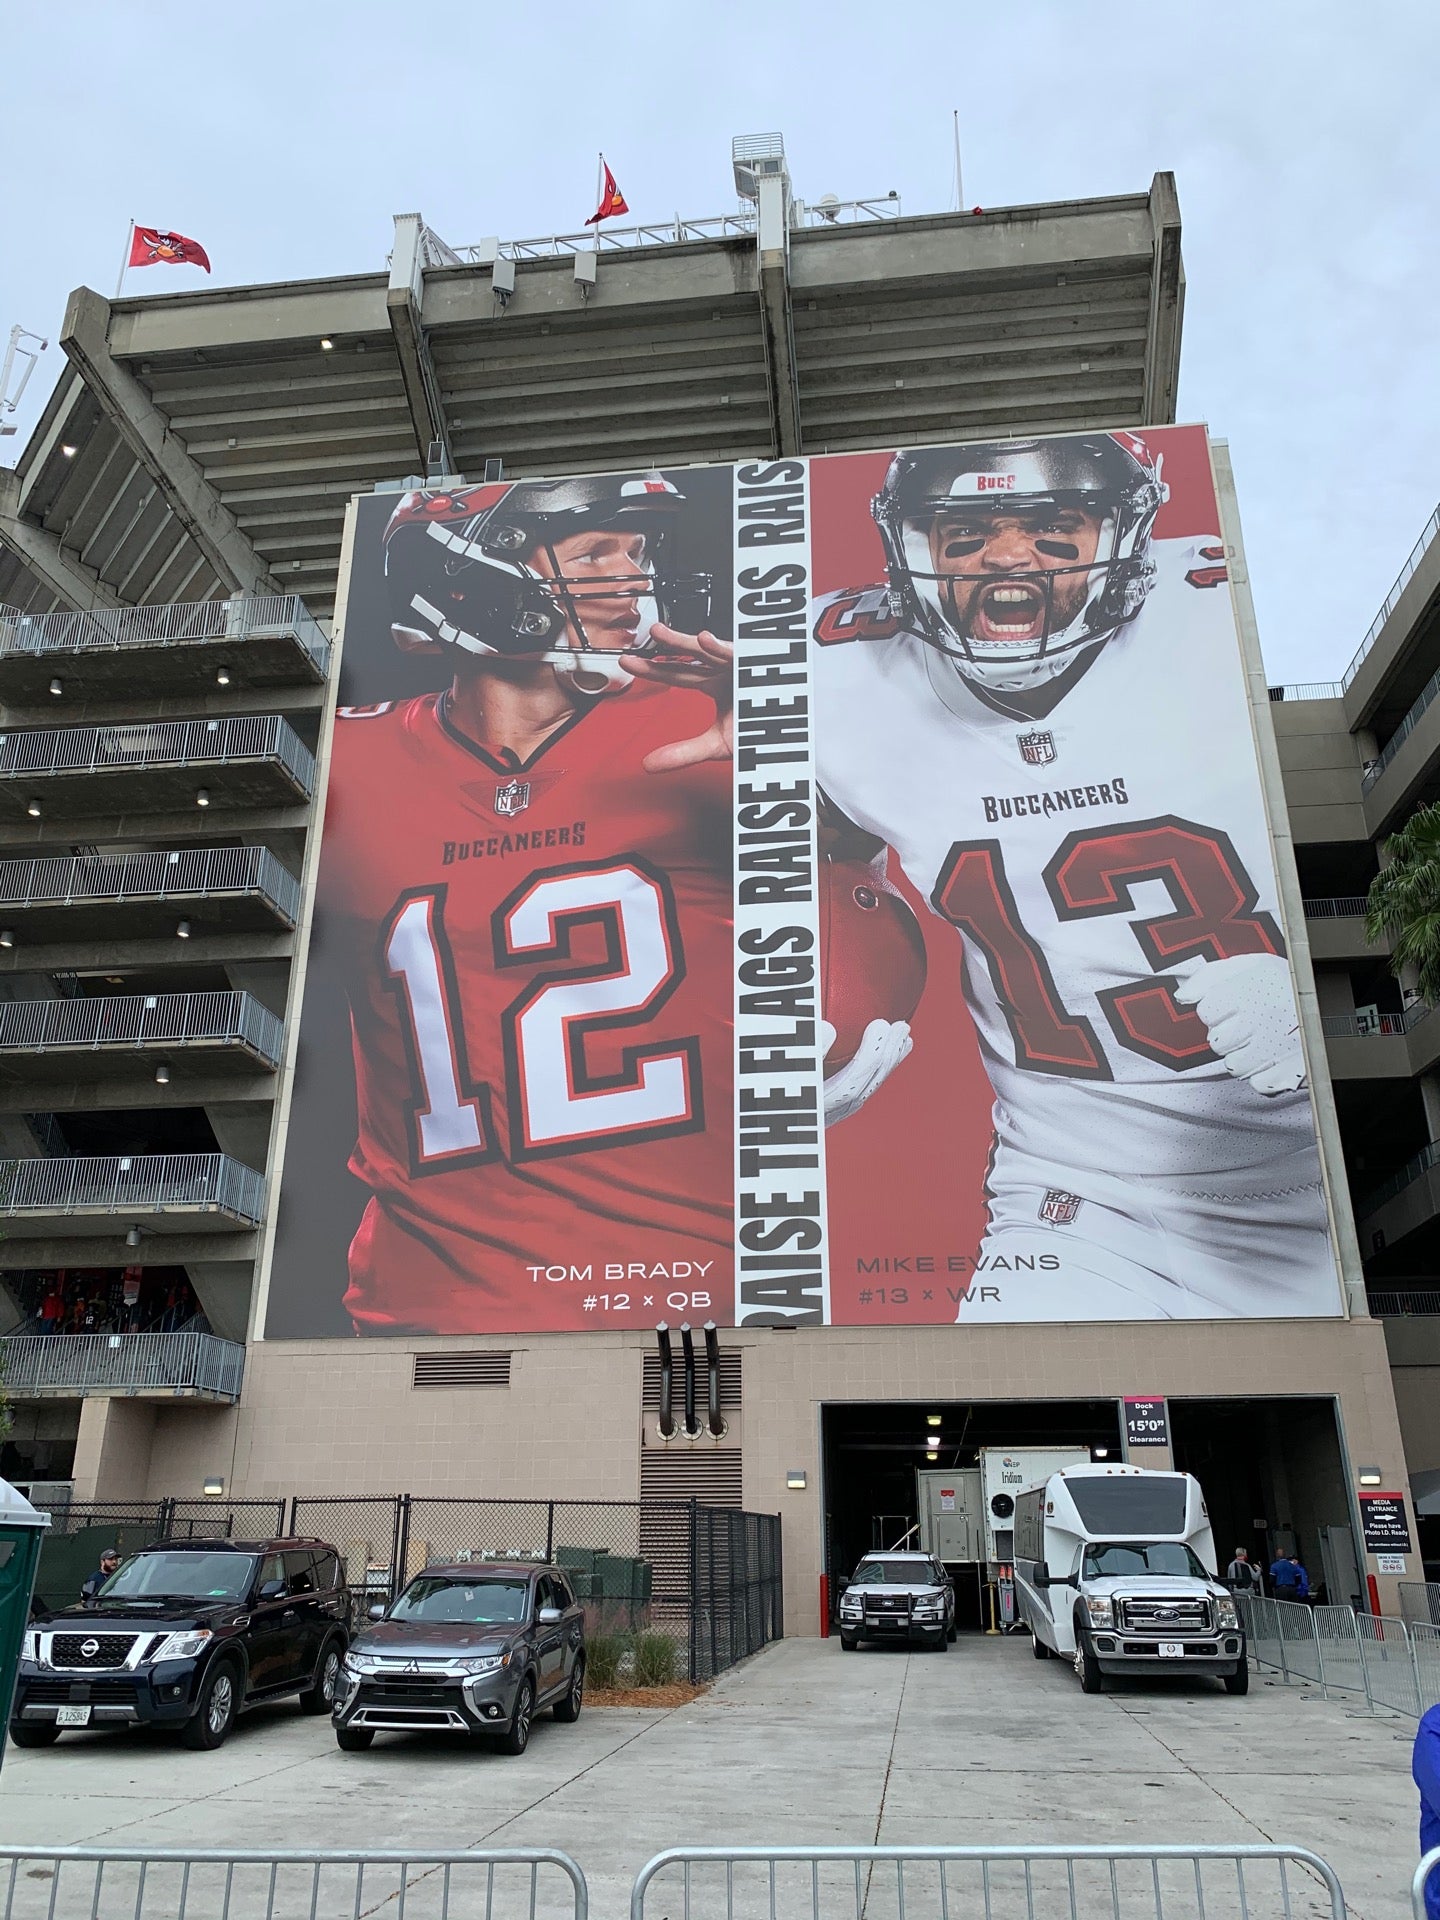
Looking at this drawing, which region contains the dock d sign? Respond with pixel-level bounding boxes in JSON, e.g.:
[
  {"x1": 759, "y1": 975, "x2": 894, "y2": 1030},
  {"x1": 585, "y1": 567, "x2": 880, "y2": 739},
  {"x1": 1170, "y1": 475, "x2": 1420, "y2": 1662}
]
[{"x1": 1124, "y1": 1398, "x2": 1169, "y2": 1448}]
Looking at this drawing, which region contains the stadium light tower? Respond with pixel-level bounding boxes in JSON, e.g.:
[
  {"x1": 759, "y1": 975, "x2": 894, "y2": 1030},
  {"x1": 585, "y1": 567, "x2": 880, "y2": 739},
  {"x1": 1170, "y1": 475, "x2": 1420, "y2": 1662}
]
[{"x1": 0, "y1": 327, "x2": 47, "y2": 436}]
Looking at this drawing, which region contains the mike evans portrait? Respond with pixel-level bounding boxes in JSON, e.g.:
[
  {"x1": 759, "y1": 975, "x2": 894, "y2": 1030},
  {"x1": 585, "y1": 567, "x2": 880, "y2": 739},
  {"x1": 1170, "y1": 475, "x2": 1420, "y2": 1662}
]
[
  {"x1": 265, "y1": 469, "x2": 735, "y2": 1337},
  {"x1": 806, "y1": 426, "x2": 1343, "y2": 1324}
]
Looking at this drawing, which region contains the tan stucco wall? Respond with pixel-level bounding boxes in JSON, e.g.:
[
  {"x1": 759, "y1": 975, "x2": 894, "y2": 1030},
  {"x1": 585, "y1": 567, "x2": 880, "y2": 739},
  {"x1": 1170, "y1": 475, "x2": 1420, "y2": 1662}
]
[{"x1": 109, "y1": 1313, "x2": 1416, "y2": 1623}]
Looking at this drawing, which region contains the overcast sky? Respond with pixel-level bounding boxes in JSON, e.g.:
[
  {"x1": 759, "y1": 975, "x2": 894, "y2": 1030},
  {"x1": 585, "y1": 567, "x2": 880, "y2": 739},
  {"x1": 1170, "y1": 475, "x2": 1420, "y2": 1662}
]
[{"x1": 4, "y1": 0, "x2": 1437, "y2": 685}]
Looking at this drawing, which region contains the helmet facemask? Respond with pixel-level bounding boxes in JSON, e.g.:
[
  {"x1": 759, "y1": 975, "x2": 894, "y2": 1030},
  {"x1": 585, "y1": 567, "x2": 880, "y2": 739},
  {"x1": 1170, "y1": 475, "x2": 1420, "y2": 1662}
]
[{"x1": 874, "y1": 437, "x2": 1165, "y2": 693}]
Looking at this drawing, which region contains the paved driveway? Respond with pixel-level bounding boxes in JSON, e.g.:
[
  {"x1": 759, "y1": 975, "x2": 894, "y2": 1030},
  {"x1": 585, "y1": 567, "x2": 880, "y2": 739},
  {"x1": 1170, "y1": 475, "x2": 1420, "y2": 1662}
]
[{"x1": 0, "y1": 1637, "x2": 1420, "y2": 1920}]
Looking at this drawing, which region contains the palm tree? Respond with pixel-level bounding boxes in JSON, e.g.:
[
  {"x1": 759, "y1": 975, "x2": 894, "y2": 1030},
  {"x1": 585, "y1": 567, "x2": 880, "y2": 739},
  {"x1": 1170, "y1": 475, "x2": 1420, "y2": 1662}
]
[{"x1": 1366, "y1": 801, "x2": 1440, "y2": 1003}]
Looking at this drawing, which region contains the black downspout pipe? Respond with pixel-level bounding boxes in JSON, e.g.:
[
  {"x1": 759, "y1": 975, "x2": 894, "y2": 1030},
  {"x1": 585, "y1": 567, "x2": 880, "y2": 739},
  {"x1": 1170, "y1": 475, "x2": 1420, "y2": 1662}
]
[
  {"x1": 703, "y1": 1320, "x2": 724, "y2": 1437},
  {"x1": 680, "y1": 1323, "x2": 699, "y2": 1436},
  {"x1": 655, "y1": 1324, "x2": 675, "y2": 1437}
]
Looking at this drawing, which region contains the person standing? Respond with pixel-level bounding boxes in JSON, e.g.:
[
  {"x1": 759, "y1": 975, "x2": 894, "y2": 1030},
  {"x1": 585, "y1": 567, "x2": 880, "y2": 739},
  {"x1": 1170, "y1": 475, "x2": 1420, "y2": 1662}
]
[
  {"x1": 1269, "y1": 1552, "x2": 1301, "y2": 1600},
  {"x1": 1415, "y1": 1704, "x2": 1440, "y2": 1920},
  {"x1": 1289, "y1": 1554, "x2": 1311, "y2": 1602},
  {"x1": 81, "y1": 1548, "x2": 121, "y2": 1600},
  {"x1": 1225, "y1": 1547, "x2": 1259, "y2": 1593}
]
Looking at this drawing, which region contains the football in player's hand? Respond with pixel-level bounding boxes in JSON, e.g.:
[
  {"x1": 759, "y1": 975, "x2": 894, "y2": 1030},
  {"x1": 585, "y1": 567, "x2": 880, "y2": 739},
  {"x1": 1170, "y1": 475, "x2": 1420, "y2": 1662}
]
[{"x1": 819, "y1": 859, "x2": 928, "y2": 1070}]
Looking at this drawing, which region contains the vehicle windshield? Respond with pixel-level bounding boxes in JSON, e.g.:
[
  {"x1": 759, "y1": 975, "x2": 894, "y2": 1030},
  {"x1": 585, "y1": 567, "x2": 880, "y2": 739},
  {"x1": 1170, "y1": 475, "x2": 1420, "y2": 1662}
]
[
  {"x1": 388, "y1": 1577, "x2": 531, "y2": 1625},
  {"x1": 1082, "y1": 1542, "x2": 1210, "y2": 1580},
  {"x1": 96, "y1": 1551, "x2": 260, "y2": 1602},
  {"x1": 852, "y1": 1560, "x2": 938, "y2": 1586}
]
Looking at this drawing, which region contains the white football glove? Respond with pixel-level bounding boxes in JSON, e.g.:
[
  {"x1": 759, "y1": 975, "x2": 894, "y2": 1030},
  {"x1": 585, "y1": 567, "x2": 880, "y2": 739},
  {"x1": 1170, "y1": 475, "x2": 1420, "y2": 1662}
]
[
  {"x1": 821, "y1": 1018, "x2": 913, "y2": 1126},
  {"x1": 1172, "y1": 953, "x2": 1306, "y2": 1096}
]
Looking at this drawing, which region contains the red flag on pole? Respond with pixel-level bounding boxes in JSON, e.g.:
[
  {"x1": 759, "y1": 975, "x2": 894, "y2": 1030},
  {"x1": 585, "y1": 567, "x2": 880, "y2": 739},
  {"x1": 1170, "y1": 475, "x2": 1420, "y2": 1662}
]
[
  {"x1": 585, "y1": 159, "x2": 629, "y2": 227},
  {"x1": 128, "y1": 227, "x2": 211, "y2": 272}
]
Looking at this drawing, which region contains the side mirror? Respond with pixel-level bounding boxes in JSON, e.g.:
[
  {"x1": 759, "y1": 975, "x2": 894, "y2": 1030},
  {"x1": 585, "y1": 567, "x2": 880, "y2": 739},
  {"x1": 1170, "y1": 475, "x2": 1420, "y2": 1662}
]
[
  {"x1": 537, "y1": 1605, "x2": 563, "y2": 1624},
  {"x1": 257, "y1": 1579, "x2": 287, "y2": 1603},
  {"x1": 1032, "y1": 1565, "x2": 1051, "y2": 1590},
  {"x1": 367, "y1": 1602, "x2": 386, "y2": 1621},
  {"x1": 836, "y1": 1578, "x2": 849, "y2": 1593}
]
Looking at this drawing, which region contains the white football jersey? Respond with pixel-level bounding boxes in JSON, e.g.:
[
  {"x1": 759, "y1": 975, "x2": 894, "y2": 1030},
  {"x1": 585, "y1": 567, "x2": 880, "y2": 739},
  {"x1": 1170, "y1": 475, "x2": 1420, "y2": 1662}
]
[{"x1": 812, "y1": 538, "x2": 1326, "y2": 1198}]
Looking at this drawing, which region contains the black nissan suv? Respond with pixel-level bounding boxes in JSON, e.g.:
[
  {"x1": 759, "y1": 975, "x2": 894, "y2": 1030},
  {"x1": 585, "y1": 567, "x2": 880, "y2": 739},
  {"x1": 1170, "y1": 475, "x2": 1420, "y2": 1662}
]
[{"x1": 13, "y1": 1538, "x2": 350, "y2": 1749}]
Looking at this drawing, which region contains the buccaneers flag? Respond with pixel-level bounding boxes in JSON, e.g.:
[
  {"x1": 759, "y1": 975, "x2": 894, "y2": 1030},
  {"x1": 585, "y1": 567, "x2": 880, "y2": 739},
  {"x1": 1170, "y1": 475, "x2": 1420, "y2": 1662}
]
[
  {"x1": 585, "y1": 159, "x2": 629, "y2": 226},
  {"x1": 128, "y1": 227, "x2": 212, "y2": 273}
]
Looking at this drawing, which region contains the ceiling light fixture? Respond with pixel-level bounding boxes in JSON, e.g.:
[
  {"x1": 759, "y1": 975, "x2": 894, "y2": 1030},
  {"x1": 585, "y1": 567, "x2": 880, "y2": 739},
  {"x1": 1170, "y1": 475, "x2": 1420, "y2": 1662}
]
[
  {"x1": 125, "y1": 1226, "x2": 142, "y2": 1248},
  {"x1": 319, "y1": 337, "x2": 335, "y2": 351},
  {"x1": 195, "y1": 788, "x2": 210, "y2": 808},
  {"x1": 60, "y1": 444, "x2": 77, "y2": 458},
  {"x1": 48, "y1": 679, "x2": 62, "y2": 696},
  {"x1": 175, "y1": 919, "x2": 191, "y2": 939},
  {"x1": 0, "y1": 932, "x2": 13, "y2": 950},
  {"x1": 25, "y1": 799, "x2": 41, "y2": 818},
  {"x1": 154, "y1": 1065, "x2": 171, "y2": 1084},
  {"x1": 215, "y1": 666, "x2": 231, "y2": 687},
  {"x1": 926, "y1": 1413, "x2": 942, "y2": 1427}
]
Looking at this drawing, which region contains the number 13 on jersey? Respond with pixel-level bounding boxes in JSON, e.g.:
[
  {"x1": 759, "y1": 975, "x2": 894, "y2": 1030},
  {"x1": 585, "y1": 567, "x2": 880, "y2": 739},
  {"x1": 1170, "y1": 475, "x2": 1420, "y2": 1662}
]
[{"x1": 382, "y1": 856, "x2": 704, "y2": 1170}]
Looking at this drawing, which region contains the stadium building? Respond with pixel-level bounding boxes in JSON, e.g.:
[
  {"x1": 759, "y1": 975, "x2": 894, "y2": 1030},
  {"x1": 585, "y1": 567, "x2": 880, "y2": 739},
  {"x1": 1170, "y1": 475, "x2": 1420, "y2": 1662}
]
[{"x1": 0, "y1": 134, "x2": 1432, "y2": 1629}]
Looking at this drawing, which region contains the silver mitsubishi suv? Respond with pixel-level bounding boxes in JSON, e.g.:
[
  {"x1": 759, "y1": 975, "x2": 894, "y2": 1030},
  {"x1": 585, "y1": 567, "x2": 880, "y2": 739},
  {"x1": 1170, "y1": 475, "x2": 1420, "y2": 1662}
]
[
  {"x1": 333, "y1": 1559, "x2": 585, "y2": 1753},
  {"x1": 837, "y1": 1552, "x2": 957, "y2": 1650}
]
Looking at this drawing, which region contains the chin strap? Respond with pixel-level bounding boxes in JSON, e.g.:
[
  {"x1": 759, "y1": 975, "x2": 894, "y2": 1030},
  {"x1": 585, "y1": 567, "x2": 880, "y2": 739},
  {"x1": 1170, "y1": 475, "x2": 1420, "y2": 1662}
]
[{"x1": 547, "y1": 650, "x2": 634, "y2": 695}]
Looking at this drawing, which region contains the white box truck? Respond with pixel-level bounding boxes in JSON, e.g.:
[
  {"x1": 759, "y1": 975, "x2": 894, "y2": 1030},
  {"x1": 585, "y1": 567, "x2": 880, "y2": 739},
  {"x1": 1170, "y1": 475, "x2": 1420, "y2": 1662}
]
[
  {"x1": 1013, "y1": 1464, "x2": 1247, "y2": 1696},
  {"x1": 979, "y1": 1448, "x2": 1090, "y2": 1568}
]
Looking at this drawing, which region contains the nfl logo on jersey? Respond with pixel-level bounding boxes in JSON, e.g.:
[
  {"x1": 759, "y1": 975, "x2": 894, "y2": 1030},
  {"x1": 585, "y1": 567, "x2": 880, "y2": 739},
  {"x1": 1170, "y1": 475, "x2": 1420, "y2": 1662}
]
[
  {"x1": 1039, "y1": 1189, "x2": 1083, "y2": 1226},
  {"x1": 494, "y1": 779, "x2": 531, "y2": 816},
  {"x1": 1017, "y1": 730, "x2": 1057, "y2": 767}
]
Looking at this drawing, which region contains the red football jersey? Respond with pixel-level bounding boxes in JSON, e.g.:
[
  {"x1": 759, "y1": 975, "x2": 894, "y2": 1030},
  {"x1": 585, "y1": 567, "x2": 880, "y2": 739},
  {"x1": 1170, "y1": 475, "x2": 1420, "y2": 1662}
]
[{"x1": 317, "y1": 683, "x2": 733, "y2": 1333}]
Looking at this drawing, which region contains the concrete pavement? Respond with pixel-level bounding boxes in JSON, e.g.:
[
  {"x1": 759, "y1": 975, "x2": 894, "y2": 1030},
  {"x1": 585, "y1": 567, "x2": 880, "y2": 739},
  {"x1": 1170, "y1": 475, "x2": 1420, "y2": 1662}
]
[{"x1": 0, "y1": 1637, "x2": 1421, "y2": 1920}]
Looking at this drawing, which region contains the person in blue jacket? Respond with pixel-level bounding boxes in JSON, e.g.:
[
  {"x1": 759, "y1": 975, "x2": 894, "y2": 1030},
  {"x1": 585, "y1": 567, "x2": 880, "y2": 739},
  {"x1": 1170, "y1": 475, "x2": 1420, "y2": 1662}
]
[
  {"x1": 1415, "y1": 1704, "x2": 1440, "y2": 1920},
  {"x1": 1269, "y1": 1554, "x2": 1301, "y2": 1598},
  {"x1": 1288, "y1": 1555, "x2": 1311, "y2": 1600}
]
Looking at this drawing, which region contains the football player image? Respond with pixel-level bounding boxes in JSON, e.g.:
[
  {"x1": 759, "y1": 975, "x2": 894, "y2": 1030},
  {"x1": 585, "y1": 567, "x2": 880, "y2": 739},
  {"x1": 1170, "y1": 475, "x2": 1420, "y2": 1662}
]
[
  {"x1": 313, "y1": 473, "x2": 734, "y2": 1334},
  {"x1": 808, "y1": 430, "x2": 1340, "y2": 1322}
]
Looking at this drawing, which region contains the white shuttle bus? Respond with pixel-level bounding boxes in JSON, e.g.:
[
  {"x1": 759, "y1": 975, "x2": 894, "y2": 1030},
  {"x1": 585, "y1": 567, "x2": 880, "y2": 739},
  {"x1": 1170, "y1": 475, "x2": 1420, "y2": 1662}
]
[{"x1": 1013, "y1": 1465, "x2": 1247, "y2": 1696}]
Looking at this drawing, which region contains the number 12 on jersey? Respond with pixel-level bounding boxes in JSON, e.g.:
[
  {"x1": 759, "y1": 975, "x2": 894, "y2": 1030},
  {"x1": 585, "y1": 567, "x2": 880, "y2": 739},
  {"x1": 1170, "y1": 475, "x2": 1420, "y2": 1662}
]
[{"x1": 382, "y1": 857, "x2": 703, "y2": 1170}]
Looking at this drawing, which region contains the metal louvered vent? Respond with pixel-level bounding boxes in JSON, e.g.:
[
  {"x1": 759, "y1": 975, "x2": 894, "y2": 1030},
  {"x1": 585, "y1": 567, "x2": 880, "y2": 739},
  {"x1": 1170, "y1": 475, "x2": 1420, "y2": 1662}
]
[
  {"x1": 642, "y1": 1350, "x2": 741, "y2": 1408},
  {"x1": 640, "y1": 1449, "x2": 743, "y2": 1507},
  {"x1": 412, "y1": 1352, "x2": 512, "y2": 1389}
]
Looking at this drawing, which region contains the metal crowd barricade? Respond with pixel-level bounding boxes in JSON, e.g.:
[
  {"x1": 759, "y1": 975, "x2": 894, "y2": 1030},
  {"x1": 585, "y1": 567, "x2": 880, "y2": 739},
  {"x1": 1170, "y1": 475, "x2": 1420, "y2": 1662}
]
[
  {"x1": 1240, "y1": 1595, "x2": 1440, "y2": 1717},
  {"x1": 0, "y1": 1848, "x2": 588, "y2": 1920},
  {"x1": 1415, "y1": 1848, "x2": 1440, "y2": 1920},
  {"x1": 630, "y1": 1845, "x2": 1349, "y2": 1920},
  {"x1": 1358, "y1": 1611, "x2": 1423, "y2": 1717}
]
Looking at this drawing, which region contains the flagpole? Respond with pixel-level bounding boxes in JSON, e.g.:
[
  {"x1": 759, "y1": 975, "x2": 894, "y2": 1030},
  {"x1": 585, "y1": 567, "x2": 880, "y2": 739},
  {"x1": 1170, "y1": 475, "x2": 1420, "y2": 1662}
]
[
  {"x1": 952, "y1": 111, "x2": 964, "y2": 212},
  {"x1": 115, "y1": 221, "x2": 135, "y2": 300},
  {"x1": 595, "y1": 153, "x2": 604, "y2": 250}
]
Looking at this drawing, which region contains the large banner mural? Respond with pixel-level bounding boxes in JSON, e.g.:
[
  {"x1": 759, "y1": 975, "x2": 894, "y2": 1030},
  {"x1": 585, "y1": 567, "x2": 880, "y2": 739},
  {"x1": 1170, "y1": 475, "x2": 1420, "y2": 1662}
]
[{"x1": 263, "y1": 426, "x2": 1346, "y2": 1335}]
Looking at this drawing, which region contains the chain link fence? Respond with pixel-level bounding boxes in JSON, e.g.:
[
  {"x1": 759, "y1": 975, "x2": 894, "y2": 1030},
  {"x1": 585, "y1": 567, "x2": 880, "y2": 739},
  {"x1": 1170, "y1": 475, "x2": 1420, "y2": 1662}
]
[
  {"x1": 33, "y1": 1500, "x2": 287, "y2": 1611},
  {"x1": 1239, "y1": 1594, "x2": 1440, "y2": 1718}
]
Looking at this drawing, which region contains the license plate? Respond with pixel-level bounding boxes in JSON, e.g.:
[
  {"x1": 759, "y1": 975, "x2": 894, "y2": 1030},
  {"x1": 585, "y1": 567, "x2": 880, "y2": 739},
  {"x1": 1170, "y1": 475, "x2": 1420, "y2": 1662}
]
[
  {"x1": 55, "y1": 1705, "x2": 92, "y2": 1726},
  {"x1": 1157, "y1": 1643, "x2": 1185, "y2": 1659}
]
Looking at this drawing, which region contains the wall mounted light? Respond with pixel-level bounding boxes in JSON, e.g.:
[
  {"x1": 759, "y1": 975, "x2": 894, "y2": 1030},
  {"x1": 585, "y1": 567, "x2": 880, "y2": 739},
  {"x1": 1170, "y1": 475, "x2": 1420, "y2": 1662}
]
[
  {"x1": 1358, "y1": 1467, "x2": 1384, "y2": 1486},
  {"x1": 202, "y1": 1476, "x2": 225, "y2": 1498},
  {"x1": 319, "y1": 338, "x2": 334, "y2": 351},
  {"x1": 1093, "y1": 1447, "x2": 1110, "y2": 1460},
  {"x1": 125, "y1": 1226, "x2": 142, "y2": 1248},
  {"x1": 60, "y1": 444, "x2": 77, "y2": 458},
  {"x1": 786, "y1": 1470, "x2": 807, "y2": 1491}
]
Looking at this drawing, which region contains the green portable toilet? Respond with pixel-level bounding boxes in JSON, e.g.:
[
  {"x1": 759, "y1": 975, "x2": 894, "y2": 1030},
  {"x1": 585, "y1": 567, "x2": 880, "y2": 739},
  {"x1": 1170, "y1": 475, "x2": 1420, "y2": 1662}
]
[{"x1": 0, "y1": 1480, "x2": 49, "y2": 1771}]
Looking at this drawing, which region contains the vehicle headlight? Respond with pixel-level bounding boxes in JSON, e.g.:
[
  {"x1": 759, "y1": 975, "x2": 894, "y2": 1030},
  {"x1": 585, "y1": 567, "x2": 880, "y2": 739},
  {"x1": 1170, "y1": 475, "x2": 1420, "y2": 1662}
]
[
  {"x1": 1084, "y1": 1596, "x2": 1113, "y2": 1628},
  {"x1": 150, "y1": 1629, "x2": 213, "y2": 1662},
  {"x1": 914, "y1": 1591, "x2": 945, "y2": 1613},
  {"x1": 21, "y1": 1630, "x2": 40, "y2": 1663},
  {"x1": 1216, "y1": 1597, "x2": 1240, "y2": 1630},
  {"x1": 461, "y1": 1653, "x2": 510, "y2": 1675},
  {"x1": 839, "y1": 1594, "x2": 861, "y2": 1612}
]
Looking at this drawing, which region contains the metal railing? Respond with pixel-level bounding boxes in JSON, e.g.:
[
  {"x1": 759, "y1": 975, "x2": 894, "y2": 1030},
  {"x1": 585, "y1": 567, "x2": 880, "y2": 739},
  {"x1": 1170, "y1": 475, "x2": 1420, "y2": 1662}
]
[
  {"x1": 1370, "y1": 1289, "x2": 1440, "y2": 1316},
  {"x1": 454, "y1": 196, "x2": 903, "y2": 264},
  {"x1": 0, "y1": 1331, "x2": 244, "y2": 1399},
  {"x1": 1357, "y1": 1139, "x2": 1440, "y2": 1217},
  {"x1": 630, "y1": 1846, "x2": 1349, "y2": 1920},
  {"x1": 0, "y1": 845, "x2": 301, "y2": 924},
  {"x1": 0, "y1": 595, "x2": 330, "y2": 674},
  {"x1": 1401, "y1": 1582, "x2": 1440, "y2": 1626},
  {"x1": 1239, "y1": 1594, "x2": 1440, "y2": 1718},
  {"x1": 1267, "y1": 681, "x2": 1342, "y2": 701},
  {"x1": 1343, "y1": 502, "x2": 1440, "y2": 691},
  {"x1": 1416, "y1": 1848, "x2": 1440, "y2": 1920},
  {"x1": 0, "y1": 1849, "x2": 588, "y2": 1920},
  {"x1": 0, "y1": 716, "x2": 314, "y2": 794},
  {"x1": 1302, "y1": 895, "x2": 1371, "y2": 919},
  {"x1": 0, "y1": 1152, "x2": 264, "y2": 1223},
  {"x1": 1321, "y1": 1007, "x2": 1424, "y2": 1038},
  {"x1": 1361, "y1": 659, "x2": 1440, "y2": 793},
  {"x1": 0, "y1": 989, "x2": 283, "y2": 1062}
]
